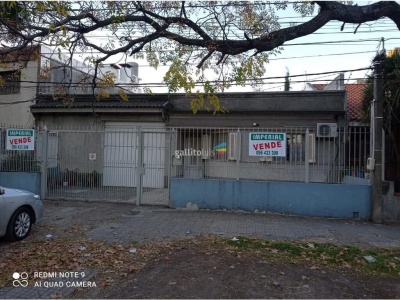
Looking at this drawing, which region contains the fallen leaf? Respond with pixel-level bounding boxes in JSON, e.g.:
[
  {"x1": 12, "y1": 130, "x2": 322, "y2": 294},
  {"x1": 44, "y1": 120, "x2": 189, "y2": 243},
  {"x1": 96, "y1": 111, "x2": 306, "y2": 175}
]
[
  {"x1": 129, "y1": 266, "x2": 140, "y2": 273},
  {"x1": 388, "y1": 262, "x2": 397, "y2": 269}
]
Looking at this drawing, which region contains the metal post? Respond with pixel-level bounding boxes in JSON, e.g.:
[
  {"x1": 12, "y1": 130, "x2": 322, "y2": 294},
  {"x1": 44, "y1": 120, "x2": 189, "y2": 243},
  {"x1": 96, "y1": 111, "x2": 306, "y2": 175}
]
[
  {"x1": 235, "y1": 129, "x2": 241, "y2": 181},
  {"x1": 167, "y1": 131, "x2": 173, "y2": 207},
  {"x1": 382, "y1": 128, "x2": 385, "y2": 181},
  {"x1": 371, "y1": 51, "x2": 385, "y2": 224},
  {"x1": 305, "y1": 129, "x2": 310, "y2": 183},
  {"x1": 40, "y1": 128, "x2": 48, "y2": 199},
  {"x1": 136, "y1": 128, "x2": 144, "y2": 206}
]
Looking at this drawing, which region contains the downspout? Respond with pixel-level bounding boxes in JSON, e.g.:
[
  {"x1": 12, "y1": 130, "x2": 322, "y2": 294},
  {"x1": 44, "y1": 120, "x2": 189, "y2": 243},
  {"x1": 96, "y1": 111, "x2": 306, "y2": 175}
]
[{"x1": 161, "y1": 101, "x2": 170, "y2": 122}]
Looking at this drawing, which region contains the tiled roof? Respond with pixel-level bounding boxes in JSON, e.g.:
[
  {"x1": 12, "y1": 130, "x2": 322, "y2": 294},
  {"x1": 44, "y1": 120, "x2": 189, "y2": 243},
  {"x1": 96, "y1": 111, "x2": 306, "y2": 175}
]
[
  {"x1": 345, "y1": 83, "x2": 367, "y2": 121},
  {"x1": 32, "y1": 94, "x2": 169, "y2": 109},
  {"x1": 309, "y1": 83, "x2": 366, "y2": 121}
]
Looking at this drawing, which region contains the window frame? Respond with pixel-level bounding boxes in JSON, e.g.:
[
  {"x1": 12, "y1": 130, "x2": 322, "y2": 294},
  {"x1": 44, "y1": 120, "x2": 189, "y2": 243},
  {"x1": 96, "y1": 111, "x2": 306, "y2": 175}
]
[{"x1": 0, "y1": 71, "x2": 21, "y2": 95}]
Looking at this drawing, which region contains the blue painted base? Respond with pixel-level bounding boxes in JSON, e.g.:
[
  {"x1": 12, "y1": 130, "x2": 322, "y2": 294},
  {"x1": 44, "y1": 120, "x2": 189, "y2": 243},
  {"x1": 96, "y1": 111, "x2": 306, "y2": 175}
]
[
  {"x1": 170, "y1": 178, "x2": 372, "y2": 220},
  {"x1": 0, "y1": 172, "x2": 41, "y2": 195}
]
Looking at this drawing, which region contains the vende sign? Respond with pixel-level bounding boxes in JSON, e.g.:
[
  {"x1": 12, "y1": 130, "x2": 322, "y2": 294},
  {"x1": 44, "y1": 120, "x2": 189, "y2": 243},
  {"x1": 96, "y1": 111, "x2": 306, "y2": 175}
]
[
  {"x1": 6, "y1": 129, "x2": 35, "y2": 150},
  {"x1": 249, "y1": 132, "x2": 286, "y2": 157}
]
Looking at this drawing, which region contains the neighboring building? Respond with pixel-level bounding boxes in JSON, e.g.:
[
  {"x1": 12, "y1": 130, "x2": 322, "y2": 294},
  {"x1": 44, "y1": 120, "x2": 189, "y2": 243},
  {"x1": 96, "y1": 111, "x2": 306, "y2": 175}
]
[
  {"x1": 305, "y1": 75, "x2": 370, "y2": 180},
  {"x1": 0, "y1": 46, "x2": 40, "y2": 127},
  {"x1": 0, "y1": 45, "x2": 141, "y2": 127},
  {"x1": 99, "y1": 62, "x2": 140, "y2": 93},
  {"x1": 304, "y1": 73, "x2": 368, "y2": 125}
]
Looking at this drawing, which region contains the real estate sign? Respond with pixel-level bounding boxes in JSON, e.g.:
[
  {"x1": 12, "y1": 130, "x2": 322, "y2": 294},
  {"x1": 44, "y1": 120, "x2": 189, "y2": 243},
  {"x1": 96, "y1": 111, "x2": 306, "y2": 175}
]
[
  {"x1": 6, "y1": 129, "x2": 35, "y2": 150},
  {"x1": 249, "y1": 132, "x2": 286, "y2": 157}
]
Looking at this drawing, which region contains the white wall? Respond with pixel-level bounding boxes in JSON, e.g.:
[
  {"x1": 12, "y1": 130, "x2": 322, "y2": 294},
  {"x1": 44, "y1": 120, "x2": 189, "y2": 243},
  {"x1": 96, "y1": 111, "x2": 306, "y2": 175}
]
[{"x1": 0, "y1": 61, "x2": 39, "y2": 127}]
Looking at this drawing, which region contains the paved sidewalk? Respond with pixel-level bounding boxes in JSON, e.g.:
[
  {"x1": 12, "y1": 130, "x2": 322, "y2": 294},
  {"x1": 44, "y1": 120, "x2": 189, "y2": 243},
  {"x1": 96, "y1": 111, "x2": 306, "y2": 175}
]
[
  {"x1": 39, "y1": 200, "x2": 400, "y2": 247},
  {"x1": 1, "y1": 200, "x2": 400, "y2": 299}
]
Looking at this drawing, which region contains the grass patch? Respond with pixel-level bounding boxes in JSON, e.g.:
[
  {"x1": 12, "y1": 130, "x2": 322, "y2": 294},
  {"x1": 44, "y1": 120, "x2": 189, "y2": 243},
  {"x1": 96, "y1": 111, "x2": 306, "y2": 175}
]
[
  {"x1": 227, "y1": 237, "x2": 400, "y2": 276},
  {"x1": 270, "y1": 242, "x2": 303, "y2": 256}
]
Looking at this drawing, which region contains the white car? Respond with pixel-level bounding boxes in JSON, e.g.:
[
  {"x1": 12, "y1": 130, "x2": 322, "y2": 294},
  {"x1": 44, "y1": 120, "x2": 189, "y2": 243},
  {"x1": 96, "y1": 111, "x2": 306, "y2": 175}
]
[{"x1": 0, "y1": 186, "x2": 43, "y2": 242}]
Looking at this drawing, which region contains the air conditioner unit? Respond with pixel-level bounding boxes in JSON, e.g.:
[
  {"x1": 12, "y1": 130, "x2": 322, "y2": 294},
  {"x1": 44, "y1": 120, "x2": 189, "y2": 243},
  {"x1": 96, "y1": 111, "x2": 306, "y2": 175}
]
[{"x1": 316, "y1": 123, "x2": 338, "y2": 138}]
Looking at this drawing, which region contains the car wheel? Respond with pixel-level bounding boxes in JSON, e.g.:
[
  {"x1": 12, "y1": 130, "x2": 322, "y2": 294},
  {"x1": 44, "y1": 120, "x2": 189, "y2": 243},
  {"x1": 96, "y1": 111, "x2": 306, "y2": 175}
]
[{"x1": 5, "y1": 207, "x2": 32, "y2": 242}]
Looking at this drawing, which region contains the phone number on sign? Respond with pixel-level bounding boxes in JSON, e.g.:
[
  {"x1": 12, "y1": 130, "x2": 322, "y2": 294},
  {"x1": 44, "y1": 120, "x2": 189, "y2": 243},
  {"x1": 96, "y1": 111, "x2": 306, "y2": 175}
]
[{"x1": 256, "y1": 150, "x2": 279, "y2": 156}]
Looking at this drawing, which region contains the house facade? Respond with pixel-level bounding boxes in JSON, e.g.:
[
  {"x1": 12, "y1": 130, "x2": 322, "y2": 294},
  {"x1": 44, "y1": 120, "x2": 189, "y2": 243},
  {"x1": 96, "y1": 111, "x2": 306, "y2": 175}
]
[
  {"x1": 31, "y1": 91, "x2": 347, "y2": 187},
  {"x1": 1, "y1": 89, "x2": 371, "y2": 219}
]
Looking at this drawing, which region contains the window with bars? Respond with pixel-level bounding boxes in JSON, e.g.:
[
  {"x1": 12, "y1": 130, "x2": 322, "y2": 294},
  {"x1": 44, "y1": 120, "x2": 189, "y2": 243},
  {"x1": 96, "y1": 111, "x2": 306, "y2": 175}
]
[{"x1": 0, "y1": 71, "x2": 21, "y2": 95}]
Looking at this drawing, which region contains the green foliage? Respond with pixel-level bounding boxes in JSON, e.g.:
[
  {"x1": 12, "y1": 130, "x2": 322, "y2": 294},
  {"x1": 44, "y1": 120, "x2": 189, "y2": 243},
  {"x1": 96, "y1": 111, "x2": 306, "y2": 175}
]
[
  {"x1": 227, "y1": 237, "x2": 400, "y2": 276},
  {"x1": 1, "y1": 1, "x2": 390, "y2": 113},
  {"x1": 0, "y1": 152, "x2": 40, "y2": 172},
  {"x1": 118, "y1": 89, "x2": 129, "y2": 101},
  {"x1": 96, "y1": 71, "x2": 117, "y2": 99},
  {"x1": 163, "y1": 59, "x2": 195, "y2": 95},
  {"x1": 293, "y1": 2, "x2": 316, "y2": 17},
  {"x1": 362, "y1": 52, "x2": 400, "y2": 125},
  {"x1": 362, "y1": 52, "x2": 400, "y2": 179}
]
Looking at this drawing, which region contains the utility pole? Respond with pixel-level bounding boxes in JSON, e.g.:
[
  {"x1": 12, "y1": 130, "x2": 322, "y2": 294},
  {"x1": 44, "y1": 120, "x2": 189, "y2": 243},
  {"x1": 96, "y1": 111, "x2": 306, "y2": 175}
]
[{"x1": 371, "y1": 46, "x2": 385, "y2": 224}]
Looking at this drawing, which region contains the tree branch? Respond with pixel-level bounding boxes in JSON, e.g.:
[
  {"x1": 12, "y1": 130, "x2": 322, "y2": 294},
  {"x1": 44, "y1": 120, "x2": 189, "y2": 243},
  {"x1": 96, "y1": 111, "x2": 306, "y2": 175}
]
[
  {"x1": 196, "y1": 50, "x2": 215, "y2": 68},
  {"x1": 1, "y1": 1, "x2": 399, "y2": 70}
]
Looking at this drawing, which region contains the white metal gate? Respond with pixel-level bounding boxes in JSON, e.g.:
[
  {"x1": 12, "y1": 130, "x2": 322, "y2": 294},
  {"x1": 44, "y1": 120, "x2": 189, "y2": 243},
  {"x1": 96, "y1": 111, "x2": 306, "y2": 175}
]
[{"x1": 43, "y1": 125, "x2": 171, "y2": 206}]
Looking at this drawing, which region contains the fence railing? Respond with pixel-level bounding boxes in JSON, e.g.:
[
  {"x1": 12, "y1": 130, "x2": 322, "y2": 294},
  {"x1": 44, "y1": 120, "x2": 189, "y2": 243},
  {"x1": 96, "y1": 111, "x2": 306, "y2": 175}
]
[
  {"x1": 0, "y1": 124, "x2": 371, "y2": 192},
  {"x1": 169, "y1": 126, "x2": 371, "y2": 185}
]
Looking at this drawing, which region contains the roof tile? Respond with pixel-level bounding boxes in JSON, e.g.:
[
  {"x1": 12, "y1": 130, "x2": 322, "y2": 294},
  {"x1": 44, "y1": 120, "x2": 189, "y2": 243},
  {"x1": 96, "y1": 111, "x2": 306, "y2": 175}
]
[{"x1": 309, "y1": 83, "x2": 366, "y2": 121}]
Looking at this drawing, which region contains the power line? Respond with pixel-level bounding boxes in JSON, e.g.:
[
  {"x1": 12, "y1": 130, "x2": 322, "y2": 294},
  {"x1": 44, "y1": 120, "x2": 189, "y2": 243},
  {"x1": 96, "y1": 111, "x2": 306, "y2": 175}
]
[
  {"x1": 35, "y1": 49, "x2": 378, "y2": 68},
  {"x1": 37, "y1": 36, "x2": 400, "y2": 57},
  {"x1": 5, "y1": 66, "x2": 374, "y2": 88}
]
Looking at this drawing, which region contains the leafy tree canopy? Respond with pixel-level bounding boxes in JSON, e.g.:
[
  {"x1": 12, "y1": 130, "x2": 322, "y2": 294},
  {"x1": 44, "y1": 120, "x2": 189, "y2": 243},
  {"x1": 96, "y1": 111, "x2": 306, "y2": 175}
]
[
  {"x1": 0, "y1": 1, "x2": 399, "y2": 110},
  {"x1": 362, "y1": 51, "x2": 400, "y2": 174}
]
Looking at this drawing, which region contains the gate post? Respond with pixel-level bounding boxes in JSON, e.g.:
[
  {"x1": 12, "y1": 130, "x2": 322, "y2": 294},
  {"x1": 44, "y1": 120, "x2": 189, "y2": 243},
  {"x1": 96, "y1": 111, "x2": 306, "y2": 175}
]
[
  {"x1": 235, "y1": 129, "x2": 241, "y2": 181},
  {"x1": 167, "y1": 131, "x2": 173, "y2": 206},
  {"x1": 40, "y1": 128, "x2": 48, "y2": 198},
  {"x1": 136, "y1": 127, "x2": 144, "y2": 205},
  {"x1": 305, "y1": 128, "x2": 310, "y2": 183}
]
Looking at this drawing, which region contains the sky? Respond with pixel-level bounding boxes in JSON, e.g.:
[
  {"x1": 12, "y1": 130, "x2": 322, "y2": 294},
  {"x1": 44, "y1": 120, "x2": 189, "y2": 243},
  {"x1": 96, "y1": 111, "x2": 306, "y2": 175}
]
[{"x1": 73, "y1": 1, "x2": 400, "y2": 93}]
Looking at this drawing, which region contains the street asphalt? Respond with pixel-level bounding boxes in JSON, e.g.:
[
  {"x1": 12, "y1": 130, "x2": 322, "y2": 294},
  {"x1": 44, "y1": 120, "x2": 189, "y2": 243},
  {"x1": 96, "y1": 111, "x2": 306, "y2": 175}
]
[{"x1": 1, "y1": 199, "x2": 400, "y2": 298}]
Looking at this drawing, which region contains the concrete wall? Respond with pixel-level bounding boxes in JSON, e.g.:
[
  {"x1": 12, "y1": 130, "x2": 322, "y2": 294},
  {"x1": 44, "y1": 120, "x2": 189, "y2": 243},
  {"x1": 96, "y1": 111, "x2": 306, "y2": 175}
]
[
  {"x1": 0, "y1": 61, "x2": 39, "y2": 127},
  {"x1": 170, "y1": 178, "x2": 372, "y2": 219},
  {"x1": 0, "y1": 172, "x2": 41, "y2": 195},
  {"x1": 167, "y1": 113, "x2": 341, "y2": 128},
  {"x1": 382, "y1": 181, "x2": 400, "y2": 223},
  {"x1": 202, "y1": 160, "x2": 332, "y2": 183},
  {"x1": 169, "y1": 91, "x2": 346, "y2": 113}
]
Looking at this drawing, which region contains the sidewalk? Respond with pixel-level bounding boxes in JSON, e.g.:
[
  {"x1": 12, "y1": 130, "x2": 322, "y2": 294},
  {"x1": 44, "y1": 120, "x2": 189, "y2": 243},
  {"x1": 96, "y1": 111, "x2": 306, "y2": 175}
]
[
  {"x1": 1, "y1": 200, "x2": 400, "y2": 299},
  {"x1": 38, "y1": 200, "x2": 400, "y2": 247}
]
